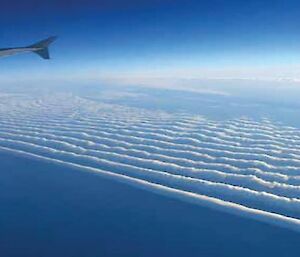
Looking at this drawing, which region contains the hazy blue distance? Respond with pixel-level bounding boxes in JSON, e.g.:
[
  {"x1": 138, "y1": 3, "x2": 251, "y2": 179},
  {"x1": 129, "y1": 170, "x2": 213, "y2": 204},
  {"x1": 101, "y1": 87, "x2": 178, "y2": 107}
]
[{"x1": 1, "y1": 0, "x2": 300, "y2": 80}]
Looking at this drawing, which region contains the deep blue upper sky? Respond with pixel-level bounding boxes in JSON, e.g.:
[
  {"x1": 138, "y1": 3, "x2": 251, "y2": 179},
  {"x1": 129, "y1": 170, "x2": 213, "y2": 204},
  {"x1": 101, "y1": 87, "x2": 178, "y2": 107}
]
[{"x1": 1, "y1": 0, "x2": 300, "y2": 82}]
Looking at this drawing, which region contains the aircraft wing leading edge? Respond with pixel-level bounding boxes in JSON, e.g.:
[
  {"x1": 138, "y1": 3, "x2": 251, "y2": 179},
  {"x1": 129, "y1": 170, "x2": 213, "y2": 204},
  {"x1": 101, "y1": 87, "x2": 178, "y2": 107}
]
[{"x1": 0, "y1": 36, "x2": 57, "y2": 60}]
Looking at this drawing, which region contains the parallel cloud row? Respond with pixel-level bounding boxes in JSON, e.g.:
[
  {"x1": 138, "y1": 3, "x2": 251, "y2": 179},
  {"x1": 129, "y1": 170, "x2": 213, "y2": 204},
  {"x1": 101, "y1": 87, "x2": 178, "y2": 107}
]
[{"x1": 1, "y1": 93, "x2": 300, "y2": 232}]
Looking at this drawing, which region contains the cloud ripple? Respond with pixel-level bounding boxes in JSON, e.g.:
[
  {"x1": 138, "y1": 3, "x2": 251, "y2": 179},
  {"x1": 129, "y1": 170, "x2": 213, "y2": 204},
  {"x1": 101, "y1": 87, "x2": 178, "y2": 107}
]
[{"x1": 1, "y1": 93, "x2": 300, "y2": 232}]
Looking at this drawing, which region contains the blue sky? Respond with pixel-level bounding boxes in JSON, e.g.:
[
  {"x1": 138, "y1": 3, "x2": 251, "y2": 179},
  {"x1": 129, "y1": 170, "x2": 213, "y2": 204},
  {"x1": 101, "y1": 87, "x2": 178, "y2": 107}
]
[{"x1": 1, "y1": 0, "x2": 300, "y2": 82}]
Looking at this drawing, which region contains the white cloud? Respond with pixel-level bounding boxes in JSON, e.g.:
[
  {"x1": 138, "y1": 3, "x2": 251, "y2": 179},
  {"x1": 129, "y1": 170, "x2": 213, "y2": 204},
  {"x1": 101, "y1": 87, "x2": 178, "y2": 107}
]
[{"x1": 1, "y1": 92, "x2": 300, "y2": 231}]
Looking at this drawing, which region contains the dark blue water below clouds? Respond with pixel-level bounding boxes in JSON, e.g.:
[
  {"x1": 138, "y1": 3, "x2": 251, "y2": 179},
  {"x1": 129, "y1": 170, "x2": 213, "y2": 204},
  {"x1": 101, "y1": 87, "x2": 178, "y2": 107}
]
[{"x1": 0, "y1": 151, "x2": 299, "y2": 257}]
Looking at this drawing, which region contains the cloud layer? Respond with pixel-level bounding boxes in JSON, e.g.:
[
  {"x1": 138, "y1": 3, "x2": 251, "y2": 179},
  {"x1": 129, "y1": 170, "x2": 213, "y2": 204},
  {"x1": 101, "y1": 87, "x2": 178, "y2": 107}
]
[{"x1": 1, "y1": 92, "x2": 300, "y2": 232}]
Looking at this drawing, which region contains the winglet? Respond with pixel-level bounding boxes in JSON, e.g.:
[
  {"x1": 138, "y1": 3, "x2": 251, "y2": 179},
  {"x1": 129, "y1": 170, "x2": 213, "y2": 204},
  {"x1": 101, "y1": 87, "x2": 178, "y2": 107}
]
[{"x1": 29, "y1": 36, "x2": 58, "y2": 59}]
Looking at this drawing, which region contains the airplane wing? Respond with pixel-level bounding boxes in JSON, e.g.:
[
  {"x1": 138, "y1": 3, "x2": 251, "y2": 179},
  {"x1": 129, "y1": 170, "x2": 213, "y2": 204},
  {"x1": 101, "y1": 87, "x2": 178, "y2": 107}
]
[{"x1": 0, "y1": 36, "x2": 57, "y2": 59}]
